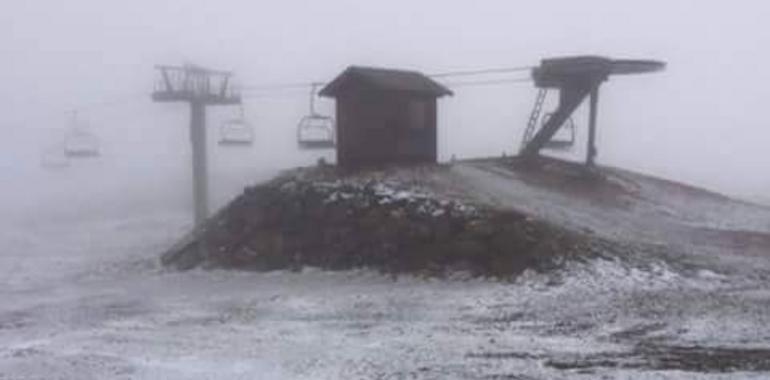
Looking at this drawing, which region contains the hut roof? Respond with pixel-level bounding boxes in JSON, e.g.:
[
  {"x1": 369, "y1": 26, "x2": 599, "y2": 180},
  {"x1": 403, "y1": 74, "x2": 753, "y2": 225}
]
[{"x1": 320, "y1": 66, "x2": 453, "y2": 97}]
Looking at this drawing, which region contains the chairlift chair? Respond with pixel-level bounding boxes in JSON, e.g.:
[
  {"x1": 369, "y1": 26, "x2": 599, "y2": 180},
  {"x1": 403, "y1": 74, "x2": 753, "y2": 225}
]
[
  {"x1": 63, "y1": 112, "x2": 101, "y2": 158},
  {"x1": 41, "y1": 145, "x2": 70, "y2": 170},
  {"x1": 218, "y1": 105, "x2": 254, "y2": 146},
  {"x1": 64, "y1": 131, "x2": 101, "y2": 158},
  {"x1": 297, "y1": 83, "x2": 335, "y2": 149},
  {"x1": 540, "y1": 112, "x2": 576, "y2": 151},
  {"x1": 297, "y1": 114, "x2": 336, "y2": 149}
]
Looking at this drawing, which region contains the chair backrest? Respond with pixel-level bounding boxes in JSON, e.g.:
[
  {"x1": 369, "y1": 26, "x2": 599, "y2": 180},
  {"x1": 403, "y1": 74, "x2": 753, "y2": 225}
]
[
  {"x1": 297, "y1": 115, "x2": 335, "y2": 149},
  {"x1": 219, "y1": 119, "x2": 254, "y2": 146},
  {"x1": 541, "y1": 113, "x2": 576, "y2": 150},
  {"x1": 41, "y1": 145, "x2": 70, "y2": 169},
  {"x1": 64, "y1": 131, "x2": 100, "y2": 157}
]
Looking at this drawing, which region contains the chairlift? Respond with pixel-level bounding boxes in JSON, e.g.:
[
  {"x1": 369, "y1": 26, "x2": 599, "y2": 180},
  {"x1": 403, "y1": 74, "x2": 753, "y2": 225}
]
[
  {"x1": 41, "y1": 145, "x2": 70, "y2": 170},
  {"x1": 297, "y1": 83, "x2": 335, "y2": 149},
  {"x1": 540, "y1": 112, "x2": 576, "y2": 150},
  {"x1": 63, "y1": 112, "x2": 101, "y2": 158},
  {"x1": 219, "y1": 105, "x2": 254, "y2": 146}
]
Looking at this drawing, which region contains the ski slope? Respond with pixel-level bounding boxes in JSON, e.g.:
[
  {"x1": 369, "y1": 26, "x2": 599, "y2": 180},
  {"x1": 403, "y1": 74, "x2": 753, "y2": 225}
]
[{"x1": 2, "y1": 160, "x2": 770, "y2": 379}]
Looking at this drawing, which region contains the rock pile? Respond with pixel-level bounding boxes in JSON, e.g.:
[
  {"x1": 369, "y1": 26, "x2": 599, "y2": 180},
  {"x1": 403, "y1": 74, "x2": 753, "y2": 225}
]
[{"x1": 162, "y1": 168, "x2": 603, "y2": 278}]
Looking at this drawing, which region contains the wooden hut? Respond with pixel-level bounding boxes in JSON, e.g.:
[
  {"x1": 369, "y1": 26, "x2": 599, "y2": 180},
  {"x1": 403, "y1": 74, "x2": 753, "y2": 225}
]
[{"x1": 320, "y1": 66, "x2": 453, "y2": 167}]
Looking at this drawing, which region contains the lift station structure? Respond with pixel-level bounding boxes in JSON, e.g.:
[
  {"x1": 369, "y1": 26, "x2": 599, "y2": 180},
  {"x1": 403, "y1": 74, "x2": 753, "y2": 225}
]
[
  {"x1": 148, "y1": 57, "x2": 663, "y2": 226},
  {"x1": 520, "y1": 56, "x2": 665, "y2": 167},
  {"x1": 152, "y1": 64, "x2": 241, "y2": 227}
]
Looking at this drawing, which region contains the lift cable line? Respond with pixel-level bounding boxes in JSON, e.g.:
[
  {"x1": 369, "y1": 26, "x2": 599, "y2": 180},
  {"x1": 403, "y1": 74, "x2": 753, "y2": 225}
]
[
  {"x1": 67, "y1": 93, "x2": 150, "y2": 113},
  {"x1": 4, "y1": 93, "x2": 150, "y2": 129},
  {"x1": 238, "y1": 64, "x2": 537, "y2": 95},
  {"x1": 240, "y1": 78, "x2": 533, "y2": 100},
  {"x1": 429, "y1": 65, "x2": 535, "y2": 78},
  {"x1": 18, "y1": 63, "x2": 537, "y2": 123},
  {"x1": 240, "y1": 82, "x2": 325, "y2": 92},
  {"x1": 240, "y1": 76, "x2": 534, "y2": 100},
  {"x1": 443, "y1": 77, "x2": 533, "y2": 88}
]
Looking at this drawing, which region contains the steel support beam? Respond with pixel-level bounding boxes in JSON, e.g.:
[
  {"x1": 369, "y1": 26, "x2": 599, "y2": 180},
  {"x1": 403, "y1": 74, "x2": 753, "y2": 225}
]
[
  {"x1": 152, "y1": 64, "x2": 241, "y2": 228},
  {"x1": 586, "y1": 86, "x2": 600, "y2": 167},
  {"x1": 521, "y1": 85, "x2": 591, "y2": 158},
  {"x1": 190, "y1": 101, "x2": 209, "y2": 227},
  {"x1": 520, "y1": 56, "x2": 664, "y2": 166}
]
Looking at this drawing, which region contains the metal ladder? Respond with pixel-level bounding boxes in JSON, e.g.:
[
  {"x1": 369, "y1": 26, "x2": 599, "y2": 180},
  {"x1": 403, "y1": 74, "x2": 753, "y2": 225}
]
[{"x1": 520, "y1": 88, "x2": 547, "y2": 153}]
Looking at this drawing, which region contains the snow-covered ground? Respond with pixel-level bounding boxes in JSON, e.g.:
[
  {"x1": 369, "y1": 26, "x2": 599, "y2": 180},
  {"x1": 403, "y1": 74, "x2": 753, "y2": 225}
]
[{"x1": 2, "y1": 161, "x2": 770, "y2": 379}]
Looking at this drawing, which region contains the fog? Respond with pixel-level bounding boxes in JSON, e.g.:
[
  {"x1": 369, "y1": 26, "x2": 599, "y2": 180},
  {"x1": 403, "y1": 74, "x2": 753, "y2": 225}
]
[
  {"x1": 2, "y1": 0, "x2": 769, "y2": 222},
  {"x1": 4, "y1": 3, "x2": 770, "y2": 378}
]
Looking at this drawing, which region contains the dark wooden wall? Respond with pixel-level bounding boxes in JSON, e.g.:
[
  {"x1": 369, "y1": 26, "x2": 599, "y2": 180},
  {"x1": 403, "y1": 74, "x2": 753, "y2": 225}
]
[{"x1": 336, "y1": 90, "x2": 437, "y2": 167}]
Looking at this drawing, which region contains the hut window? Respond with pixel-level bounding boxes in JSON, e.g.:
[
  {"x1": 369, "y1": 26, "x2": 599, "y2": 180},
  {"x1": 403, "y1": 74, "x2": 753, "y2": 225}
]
[{"x1": 408, "y1": 100, "x2": 427, "y2": 129}]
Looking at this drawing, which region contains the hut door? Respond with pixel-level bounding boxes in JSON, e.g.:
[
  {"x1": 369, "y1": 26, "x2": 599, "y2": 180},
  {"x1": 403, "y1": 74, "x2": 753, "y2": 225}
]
[
  {"x1": 356, "y1": 93, "x2": 396, "y2": 163},
  {"x1": 399, "y1": 99, "x2": 430, "y2": 160}
]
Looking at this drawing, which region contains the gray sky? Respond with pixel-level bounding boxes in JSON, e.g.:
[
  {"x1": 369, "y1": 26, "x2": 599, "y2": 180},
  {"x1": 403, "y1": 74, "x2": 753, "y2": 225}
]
[{"x1": 2, "y1": 0, "x2": 769, "y2": 213}]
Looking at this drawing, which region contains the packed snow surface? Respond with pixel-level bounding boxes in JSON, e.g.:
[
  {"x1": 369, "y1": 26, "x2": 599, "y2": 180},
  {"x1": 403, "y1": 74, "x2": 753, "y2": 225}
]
[{"x1": 2, "y1": 161, "x2": 770, "y2": 379}]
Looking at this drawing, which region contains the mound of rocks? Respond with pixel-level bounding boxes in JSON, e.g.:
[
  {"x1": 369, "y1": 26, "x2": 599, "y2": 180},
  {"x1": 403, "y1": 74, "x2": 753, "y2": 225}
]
[{"x1": 162, "y1": 167, "x2": 607, "y2": 278}]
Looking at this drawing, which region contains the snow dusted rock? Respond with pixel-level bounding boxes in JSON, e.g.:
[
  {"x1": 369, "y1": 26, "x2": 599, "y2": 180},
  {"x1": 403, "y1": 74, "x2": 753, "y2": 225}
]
[{"x1": 161, "y1": 165, "x2": 611, "y2": 277}]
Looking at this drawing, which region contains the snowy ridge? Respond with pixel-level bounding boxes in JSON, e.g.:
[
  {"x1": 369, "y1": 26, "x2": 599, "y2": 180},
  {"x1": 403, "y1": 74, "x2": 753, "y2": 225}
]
[{"x1": 3, "y1": 160, "x2": 770, "y2": 378}]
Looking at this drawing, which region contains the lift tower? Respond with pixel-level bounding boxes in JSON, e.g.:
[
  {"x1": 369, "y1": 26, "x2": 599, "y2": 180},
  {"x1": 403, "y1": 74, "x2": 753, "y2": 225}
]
[
  {"x1": 520, "y1": 56, "x2": 665, "y2": 167},
  {"x1": 152, "y1": 64, "x2": 241, "y2": 227}
]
